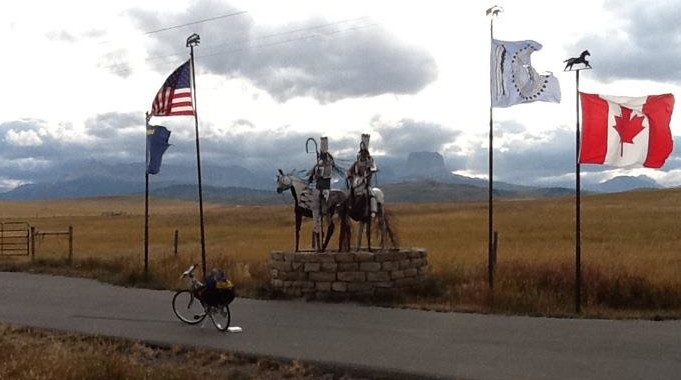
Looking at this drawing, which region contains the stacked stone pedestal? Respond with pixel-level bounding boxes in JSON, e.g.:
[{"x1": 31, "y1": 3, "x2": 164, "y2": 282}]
[{"x1": 270, "y1": 248, "x2": 428, "y2": 300}]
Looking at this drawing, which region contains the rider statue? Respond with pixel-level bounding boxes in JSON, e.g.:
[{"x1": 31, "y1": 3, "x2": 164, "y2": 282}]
[
  {"x1": 347, "y1": 134, "x2": 378, "y2": 217},
  {"x1": 307, "y1": 136, "x2": 336, "y2": 250}
]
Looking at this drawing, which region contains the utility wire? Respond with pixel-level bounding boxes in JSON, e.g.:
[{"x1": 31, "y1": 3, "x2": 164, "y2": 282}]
[
  {"x1": 97, "y1": 17, "x2": 371, "y2": 71},
  {"x1": 102, "y1": 21, "x2": 378, "y2": 76},
  {"x1": 140, "y1": 17, "x2": 371, "y2": 64},
  {"x1": 96, "y1": 9, "x2": 250, "y2": 45},
  {"x1": 143, "y1": 10, "x2": 249, "y2": 35},
  {"x1": 199, "y1": 23, "x2": 378, "y2": 59}
]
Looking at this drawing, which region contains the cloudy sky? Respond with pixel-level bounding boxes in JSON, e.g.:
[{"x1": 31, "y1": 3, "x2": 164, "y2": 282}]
[{"x1": 1, "y1": 0, "x2": 680, "y2": 191}]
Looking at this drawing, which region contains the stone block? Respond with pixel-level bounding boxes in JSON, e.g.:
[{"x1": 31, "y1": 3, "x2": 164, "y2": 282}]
[
  {"x1": 295, "y1": 253, "x2": 320, "y2": 262},
  {"x1": 399, "y1": 260, "x2": 411, "y2": 269},
  {"x1": 321, "y1": 262, "x2": 338, "y2": 272},
  {"x1": 284, "y1": 253, "x2": 295, "y2": 262},
  {"x1": 271, "y1": 269, "x2": 279, "y2": 279},
  {"x1": 360, "y1": 262, "x2": 381, "y2": 272},
  {"x1": 374, "y1": 252, "x2": 394, "y2": 262},
  {"x1": 367, "y1": 271, "x2": 391, "y2": 282},
  {"x1": 410, "y1": 258, "x2": 424, "y2": 268},
  {"x1": 293, "y1": 281, "x2": 315, "y2": 289},
  {"x1": 347, "y1": 282, "x2": 373, "y2": 292},
  {"x1": 281, "y1": 271, "x2": 307, "y2": 281},
  {"x1": 396, "y1": 277, "x2": 418, "y2": 287},
  {"x1": 404, "y1": 268, "x2": 418, "y2": 278},
  {"x1": 391, "y1": 270, "x2": 405, "y2": 280},
  {"x1": 381, "y1": 261, "x2": 398, "y2": 271},
  {"x1": 395, "y1": 251, "x2": 408, "y2": 261},
  {"x1": 272, "y1": 279, "x2": 284, "y2": 288},
  {"x1": 372, "y1": 281, "x2": 394, "y2": 288},
  {"x1": 338, "y1": 272, "x2": 366, "y2": 282},
  {"x1": 331, "y1": 282, "x2": 347, "y2": 292},
  {"x1": 316, "y1": 282, "x2": 331, "y2": 291},
  {"x1": 304, "y1": 263, "x2": 321, "y2": 272},
  {"x1": 355, "y1": 252, "x2": 374, "y2": 262},
  {"x1": 351, "y1": 290, "x2": 375, "y2": 300},
  {"x1": 339, "y1": 262, "x2": 359, "y2": 271},
  {"x1": 418, "y1": 266, "x2": 428, "y2": 275},
  {"x1": 328, "y1": 292, "x2": 350, "y2": 302},
  {"x1": 408, "y1": 250, "x2": 423, "y2": 259},
  {"x1": 317, "y1": 254, "x2": 336, "y2": 263},
  {"x1": 271, "y1": 261, "x2": 292, "y2": 271},
  {"x1": 309, "y1": 272, "x2": 336, "y2": 282},
  {"x1": 291, "y1": 262, "x2": 303, "y2": 271},
  {"x1": 334, "y1": 253, "x2": 355, "y2": 262},
  {"x1": 283, "y1": 281, "x2": 294, "y2": 288},
  {"x1": 271, "y1": 251, "x2": 283, "y2": 261}
]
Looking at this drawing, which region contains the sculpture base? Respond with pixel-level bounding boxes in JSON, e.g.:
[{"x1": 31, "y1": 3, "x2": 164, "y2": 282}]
[{"x1": 269, "y1": 248, "x2": 428, "y2": 300}]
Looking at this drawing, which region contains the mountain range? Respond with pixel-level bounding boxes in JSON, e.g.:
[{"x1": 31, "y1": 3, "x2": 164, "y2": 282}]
[{"x1": 0, "y1": 153, "x2": 666, "y2": 203}]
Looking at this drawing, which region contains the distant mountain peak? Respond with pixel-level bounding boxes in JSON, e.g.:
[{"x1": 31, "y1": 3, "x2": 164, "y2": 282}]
[
  {"x1": 592, "y1": 175, "x2": 661, "y2": 193},
  {"x1": 405, "y1": 151, "x2": 446, "y2": 177}
]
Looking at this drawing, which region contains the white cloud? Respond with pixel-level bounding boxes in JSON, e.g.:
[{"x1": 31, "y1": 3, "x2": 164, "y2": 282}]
[{"x1": 5, "y1": 129, "x2": 43, "y2": 147}]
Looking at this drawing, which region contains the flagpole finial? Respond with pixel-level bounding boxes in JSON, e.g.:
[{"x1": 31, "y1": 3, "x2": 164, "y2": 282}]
[
  {"x1": 563, "y1": 50, "x2": 592, "y2": 72},
  {"x1": 486, "y1": 5, "x2": 503, "y2": 17},
  {"x1": 186, "y1": 33, "x2": 200, "y2": 48}
]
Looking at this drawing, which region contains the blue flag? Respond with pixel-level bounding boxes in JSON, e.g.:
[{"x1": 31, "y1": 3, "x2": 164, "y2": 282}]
[
  {"x1": 491, "y1": 39, "x2": 561, "y2": 108},
  {"x1": 147, "y1": 125, "x2": 171, "y2": 175}
]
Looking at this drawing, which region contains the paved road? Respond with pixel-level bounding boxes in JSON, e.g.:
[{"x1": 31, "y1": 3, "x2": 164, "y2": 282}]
[{"x1": 1, "y1": 272, "x2": 679, "y2": 380}]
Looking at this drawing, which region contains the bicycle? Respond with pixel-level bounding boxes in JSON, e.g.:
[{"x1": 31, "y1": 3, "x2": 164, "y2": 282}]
[{"x1": 172, "y1": 264, "x2": 231, "y2": 331}]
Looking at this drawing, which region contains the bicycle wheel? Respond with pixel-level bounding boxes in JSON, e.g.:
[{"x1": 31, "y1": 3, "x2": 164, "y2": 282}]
[
  {"x1": 172, "y1": 290, "x2": 207, "y2": 324},
  {"x1": 209, "y1": 304, "x2": 231, "y2": 331}
]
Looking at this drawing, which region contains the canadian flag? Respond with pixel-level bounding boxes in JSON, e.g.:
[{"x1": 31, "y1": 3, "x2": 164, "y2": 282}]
[{"x1": 579, "y1": 93, "x2": 675, "y2": 168}]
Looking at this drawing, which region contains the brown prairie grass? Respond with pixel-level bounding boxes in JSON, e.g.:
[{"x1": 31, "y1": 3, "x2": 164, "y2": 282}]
[
  {"x1": 1, "y1": 188, "x2": 681, "y2": 318},
  {"x1": 0, "y1": 323, "x2": 375, "y2": 380}
]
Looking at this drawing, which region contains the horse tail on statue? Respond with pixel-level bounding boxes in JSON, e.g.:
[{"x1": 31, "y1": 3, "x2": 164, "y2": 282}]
[{"x1": 373, "y1": 207, "x2": 399, "y2": 249}]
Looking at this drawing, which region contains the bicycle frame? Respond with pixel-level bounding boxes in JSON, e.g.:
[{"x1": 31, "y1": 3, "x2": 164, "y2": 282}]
[{"x1": 174, "y1": 264, "x2": 232, "y2": 331}]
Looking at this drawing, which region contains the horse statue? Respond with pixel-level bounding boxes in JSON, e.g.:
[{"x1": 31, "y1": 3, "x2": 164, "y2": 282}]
[
  {"x1": 347, "y1": 175, "x2": 398, "y2": 251},
  {"x1": 564, "y1": 50, "x2": 591, "y2": 71},
  {"x1": 276, "y1": 169, "x2": 350, "y2": 252}
]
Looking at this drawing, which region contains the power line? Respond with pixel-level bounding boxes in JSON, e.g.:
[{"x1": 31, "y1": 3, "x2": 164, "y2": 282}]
[
  {"x1": 141, "y1": 17, "x2": 371, "y2": 64},
  {"x1": 97, "y1": 17, "x2": 372, "y2": 72},
  {"x1": 198, "y1": 23, "x2": 379, "y2": 60},
  {"x1": 96, "y1": 9, "x2": 250, "y2": 45},
  {"x1": 143, "y1": 10, "x2": 249, "y2": 35},
  {"x1": 101, "y1": 20, "x2": 379, "y2": 76}
]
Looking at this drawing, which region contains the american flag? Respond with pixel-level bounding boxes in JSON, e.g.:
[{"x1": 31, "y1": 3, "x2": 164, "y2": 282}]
[{"x1": 150, "y1": 60, "x2": 194, "y2": 116}]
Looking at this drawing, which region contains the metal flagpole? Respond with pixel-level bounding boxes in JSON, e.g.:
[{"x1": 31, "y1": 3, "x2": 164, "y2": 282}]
[
  {"x1": 488, "y1": 15, "x2": 494, "y2": 290},
  {"x1": 186, "y1": 33, "x2": 207, "y2": 276},
  {"x1": 565, "y1": 49, "x2": 591, "y2": 313},
  {"x1": 144, "y1": 111, "x2": 150, "y2": 276},
  {"x1": 487, "y1": 6, "x2": 501, "y2": 290},
  {"x1": 575, "y1": 69, "x2": 582, "y2": 314}
]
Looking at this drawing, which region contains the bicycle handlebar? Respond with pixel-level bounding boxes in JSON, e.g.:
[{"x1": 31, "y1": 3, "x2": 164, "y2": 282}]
[{"x1": 180, "y1": 263, "x2": 199, "y2": 279}]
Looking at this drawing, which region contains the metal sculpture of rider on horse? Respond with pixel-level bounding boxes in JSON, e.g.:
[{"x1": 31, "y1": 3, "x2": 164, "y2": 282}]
[
  {"x1": 347, "y1": 134, "x2": 378, "y2": 218},
  {"x1": 306, "y1": 137, "x2": 340, "y2": 251}
]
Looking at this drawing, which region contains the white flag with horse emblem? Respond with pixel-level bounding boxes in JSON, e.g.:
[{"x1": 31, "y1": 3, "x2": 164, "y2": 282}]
[{"x1": 491, "y1": 39, "x2": 561, "y2": 108}]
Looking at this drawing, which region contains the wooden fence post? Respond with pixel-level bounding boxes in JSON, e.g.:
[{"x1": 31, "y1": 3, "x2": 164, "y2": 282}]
[
  {"x1": 174, "y1": 230, "x2": 179, "y2": 257},
  {"x1": 30, "y1": 226, "x2": 35, "y2": 260},
  {"x1": 68, "y1": 225, "x2": 73, "y2": 263}
]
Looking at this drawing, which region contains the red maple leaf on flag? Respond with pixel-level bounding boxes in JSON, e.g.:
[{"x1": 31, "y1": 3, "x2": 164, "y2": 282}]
[{"x1": 613, "y1": 106, "x2": 645, "y2": 156}]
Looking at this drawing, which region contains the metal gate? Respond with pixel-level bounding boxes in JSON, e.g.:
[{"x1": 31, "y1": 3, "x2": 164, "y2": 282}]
[{"x1": 0, "y1": 222, "x2": 30, "y2": 256}]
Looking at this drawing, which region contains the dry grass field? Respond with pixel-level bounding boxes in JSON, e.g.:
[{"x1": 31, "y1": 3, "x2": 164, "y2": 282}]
[
  {"x1": 0, "y1": 324, "x2": 370, "y2": 380},
  {"x1": 1, "y1": 189, "x2": 680, "y2": 318}
]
